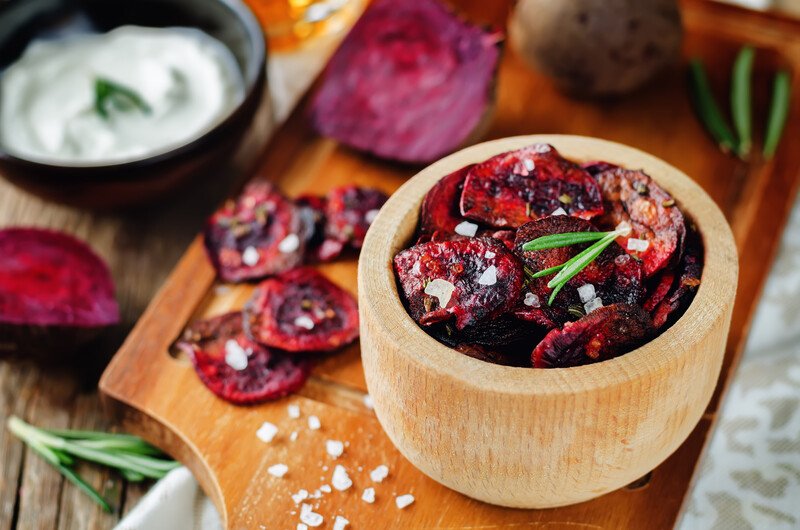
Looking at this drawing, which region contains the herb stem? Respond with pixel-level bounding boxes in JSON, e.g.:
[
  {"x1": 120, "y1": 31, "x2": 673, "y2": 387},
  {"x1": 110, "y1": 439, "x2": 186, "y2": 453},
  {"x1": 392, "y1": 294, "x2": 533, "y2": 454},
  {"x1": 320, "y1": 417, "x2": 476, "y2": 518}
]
[
  {"x1": 763, "y1": 70, "x2": 791, "y2": 159},
  {"x1": 689, "y1": 58, "x2": 738, "y2": 154},
  {"x1": 731, "y1": 46, "x2": 755, "y2": 157}
]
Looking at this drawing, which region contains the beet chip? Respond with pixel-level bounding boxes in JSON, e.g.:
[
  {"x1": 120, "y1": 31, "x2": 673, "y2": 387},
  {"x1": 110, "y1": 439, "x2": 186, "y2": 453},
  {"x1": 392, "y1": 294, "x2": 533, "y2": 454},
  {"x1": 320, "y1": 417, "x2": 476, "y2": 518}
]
[
  {"x1": 296, "y1": 194, "x2": 344, "y2": 263},
  {"x1": 419, "y1": 165, "x2": 474, "y2": 238},
  {"x1": 204, "y1": 181, "x2": 305, "y2": 283},
  {"x1": 460, "y1": 144, "x2": 604, "y2": 229},
  {"x1": 178, "y1": 312, "x2": 312, "y2": 405},
  {"x1": 531, "y1": 304, "x2": 654, "y2": 368},
  {"x1": 324, "y1": 186, "x2": 388, "y2": 251},
  {"x1": 581, "y1": 161, "x2": 619, "y2": 177},
  {"x1": 394, "y1": 238, "x2": 523, "y2": 330},
  {"x1": 244, "y1": 268, "x2": 359, "y2": 352},
  {"x1": 309, "y1": 0, "x2": 503, "y2": 164},
  {"x1": 651, "y1": 226, "x2": 703, "y2": 328},
  {"x1": 597, "y1": 168, "x2": 686, "y2": 277}
]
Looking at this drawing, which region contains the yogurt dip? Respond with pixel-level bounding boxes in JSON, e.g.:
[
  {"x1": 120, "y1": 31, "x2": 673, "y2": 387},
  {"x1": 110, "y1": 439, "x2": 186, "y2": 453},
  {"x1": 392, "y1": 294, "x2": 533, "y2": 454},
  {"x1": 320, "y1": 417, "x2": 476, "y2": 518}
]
[{"x1": 0, "y1": 26, "x2": 244, "y2": 165}]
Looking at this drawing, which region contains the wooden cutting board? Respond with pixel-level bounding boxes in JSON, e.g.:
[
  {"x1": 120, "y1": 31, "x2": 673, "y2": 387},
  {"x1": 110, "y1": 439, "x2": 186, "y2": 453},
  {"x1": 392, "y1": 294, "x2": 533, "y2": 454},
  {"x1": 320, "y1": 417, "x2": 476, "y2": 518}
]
[{"x1": 100, "y1": 1, "x2": 800, "y2": 528}]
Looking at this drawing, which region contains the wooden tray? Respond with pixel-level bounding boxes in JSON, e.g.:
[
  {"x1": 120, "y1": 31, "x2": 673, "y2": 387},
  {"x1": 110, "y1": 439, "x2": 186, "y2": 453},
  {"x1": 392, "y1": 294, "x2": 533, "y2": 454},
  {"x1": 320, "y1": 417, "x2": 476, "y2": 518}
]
[{"x1": 100, "y1": 1, "x2": 800, "y2": 528}]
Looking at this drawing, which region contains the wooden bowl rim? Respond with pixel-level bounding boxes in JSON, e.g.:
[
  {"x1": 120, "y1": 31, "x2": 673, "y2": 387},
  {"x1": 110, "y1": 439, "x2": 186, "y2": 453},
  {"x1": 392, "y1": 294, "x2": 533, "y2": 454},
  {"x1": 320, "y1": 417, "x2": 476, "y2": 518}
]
[{"x1": 359, "y1": 134, "x2": 738, "y2": 397}]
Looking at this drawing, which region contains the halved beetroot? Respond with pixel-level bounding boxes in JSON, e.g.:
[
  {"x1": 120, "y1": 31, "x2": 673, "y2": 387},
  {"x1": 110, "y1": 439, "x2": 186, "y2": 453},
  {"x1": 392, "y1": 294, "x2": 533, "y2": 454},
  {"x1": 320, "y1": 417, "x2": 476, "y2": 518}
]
[
  {"x1": 178, "y1": 312, "x2": 312, "y2": 405},
  {"x1": 0, "y1": 228, "x2": 119, "y2": 356},
  {"x1": 651, "y1": 226, "x2": 703, "y2": 329},
  {"x1": 244, "y1": 268, "x2": 359, "y2": 352},
  {"x1": 461, "y1": 144, "x2": 604, "y2": 228},
  {"x1": 204, "y1": 180, "x2": 306, "y2": 283},
  {"x1": 419, "y1": 165, "x2": 473, "y2": 238},
  {"x1": 394, "y1": 237, "x2": 523, "y2": 330},
  {"x1": 531, "y1": 304, "x2": 654, "y2": 368},
  {"x1": 309, "y1": 0, "x2": 503, "y2": 164},
  {"x1": 323, "y1": 186, "x2": 388, "y2": 251},
  {"x1": 596, "y1": 168, "x2": 686, "y2": 277}
]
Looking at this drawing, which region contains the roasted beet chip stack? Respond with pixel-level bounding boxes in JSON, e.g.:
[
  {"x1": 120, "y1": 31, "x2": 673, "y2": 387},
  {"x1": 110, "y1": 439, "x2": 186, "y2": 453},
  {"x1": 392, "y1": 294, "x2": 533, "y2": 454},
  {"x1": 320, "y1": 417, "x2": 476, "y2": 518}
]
[{"x1": 394, "y1": 143, "x2": 703, "y2": 368}]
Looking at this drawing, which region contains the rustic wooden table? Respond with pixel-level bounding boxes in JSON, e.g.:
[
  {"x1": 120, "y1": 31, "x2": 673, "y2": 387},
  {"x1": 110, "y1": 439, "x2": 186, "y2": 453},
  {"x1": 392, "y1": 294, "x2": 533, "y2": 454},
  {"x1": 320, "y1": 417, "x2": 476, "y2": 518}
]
[{"x1": 0, "y1": 35, "x2": 338, "y2": 529}]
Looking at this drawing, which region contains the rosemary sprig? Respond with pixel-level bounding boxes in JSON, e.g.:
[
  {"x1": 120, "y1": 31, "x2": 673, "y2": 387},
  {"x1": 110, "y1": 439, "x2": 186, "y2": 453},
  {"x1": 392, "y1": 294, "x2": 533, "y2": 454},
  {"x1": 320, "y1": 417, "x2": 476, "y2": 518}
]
[
  {"x1": 94, "y1": 77, "x2": 152, "y2": 120},
  {"x1": 523, "y1": 225, "x2": 630, "y2": 305},
  {"x1": 688, "y1": 58, "x2": 738, "y2": 155},
  {"x1": 763, "y1": 70, "x2": 791, "y2": 159},
  {"x1": 8, "y1": 416, "x2": 178, "y2": 512},
  {"x1": 731, "y1": 46, "x2": 755, "y2": 157}
]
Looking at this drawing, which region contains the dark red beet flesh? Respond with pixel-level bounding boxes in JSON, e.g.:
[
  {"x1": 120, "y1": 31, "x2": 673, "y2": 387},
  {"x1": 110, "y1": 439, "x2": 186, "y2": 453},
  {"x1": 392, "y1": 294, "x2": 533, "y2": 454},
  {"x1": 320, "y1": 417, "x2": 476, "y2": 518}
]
[
  {"x1": 204, "y1": 180, "x2": 305, "y2": 283},
  {"x1": 178, "y1": 312, "x2": 312, "y2": 405},
  {"x1": 309, "y1": 0, "x2": 503, "y2": 164},
  {"x1": 0, "y1": 228, "x2": 119, "y2": 329},
  {"x1": 418, "y1": 165, "x2": 473, "y2": 238},
  {"x1": 394, "y1": 238, "x2": 523, "y2": 330},
  {"x1": 531, "y1": 304, "x2": 654, "y2": 368},
  {"x1": 244, "y1": 268, "x2": 359, "y2": 352},
  {"x1": 461, "y1": 144, "x2": 604, "y2": 228}
]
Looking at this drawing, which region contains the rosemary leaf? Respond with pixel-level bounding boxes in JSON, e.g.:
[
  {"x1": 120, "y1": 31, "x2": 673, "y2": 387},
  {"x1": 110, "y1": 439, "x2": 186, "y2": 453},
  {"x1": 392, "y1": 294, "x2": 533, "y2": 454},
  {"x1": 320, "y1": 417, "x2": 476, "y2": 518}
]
[{"x1": 522, "y1": 231, "x2": 608, "y2": 251}]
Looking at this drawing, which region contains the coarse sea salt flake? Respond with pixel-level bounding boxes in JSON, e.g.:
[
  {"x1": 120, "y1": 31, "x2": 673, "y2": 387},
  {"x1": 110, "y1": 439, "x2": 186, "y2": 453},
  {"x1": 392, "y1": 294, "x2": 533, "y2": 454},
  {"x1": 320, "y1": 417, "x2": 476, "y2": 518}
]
[
  {"x1": 300, "y1": 504, "x2": 323, "y2": 527},
  {"x1": 523, "y1": 158, "x2": 535, "y2": 171},
  {"x1": 485, "y1": 250, "x2": 496, "y2": 259},
  {"x1": 288, "y1": 404, "x2": 301, "y2": 418},
  {"x1": 333, "y1": 515, "x2": 349, "y2": 530},
  {"x1": 478, "y1": 265, "x2": 497, "y2": 286},
  {"x1": 584, "y1": 297, "x2": 604, "y2": 314},
  {"x1": 308, "y1": 415, "x2": 321, "y2": 430},
  {"x1": 320, "y1": 484, "x2": 332, "y2": 493},
  {"x1": 332, "y1": 465, "x2": 353, "y2": 491},
  {"x1": 290, "y1": 431, "x2": 298, "y2": 442},
  {"x1": 326, "y1": 440, "x2": 344, "y2": 458},
  {"x1": 298, "y1": 524, "x2": 308, "y2": 530},
  {"x1": 362, "y1": 487, "x2": 376, "y2": 503},
  {"x1": 577, "y1": 284, "x2": 596, "y2": 304},
  {"x1": 370, "y1": 464, "x2": 389, "y2": 483},
  {"x1": 291, "y1": 489, "x2": 309, "y2": 504},
  {"x1": 256, "y1": 422, "x2": 278, "y2": 443},
  {"x1": 523, "y1": 292, "x2": 540, "y2": 307},
  {"x1": 242, "y1": 246, "x2": 260, "y2": 266},
  {"x1": 224, "y1": 340, "x2": 248, "y2": 371},
  {"x1": 278, "y1": 233, "x2": 300, "y2": 253},
  {"x1": 294, "y1": 315, "x2": 315, "y2": 330},
  {"x1": 627, "y1": 238, "x2": 650, "y2": 252},
  {"x1": 365, "y1": 209, "x2": 380, "y2": 224},
  {"x1": 396, "y1": 494, "x2": 415, "y2": 509},
  {"x1": 552, "y1": 207, "x2": 568, "y2": 216},
  {"x1": 424, "y1": 279, "x2": 455, "y2": 308},
  {"x1": 363, "y1": 394, "x2": 374, "y2": 409},
  {"x1": 615, "y1": 221, "x2": 632, "y2": 236},
  {"x1": 268, "y1": 463, "x2": 288, "y2": 478},
  {"x1": 454, "y1": 220, "x2": 479, "y2": 237}
]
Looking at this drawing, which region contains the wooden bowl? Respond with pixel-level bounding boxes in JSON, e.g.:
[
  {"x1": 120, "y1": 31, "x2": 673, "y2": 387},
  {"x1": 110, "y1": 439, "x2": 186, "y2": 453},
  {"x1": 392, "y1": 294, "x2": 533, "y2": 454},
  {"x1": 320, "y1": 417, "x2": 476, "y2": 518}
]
[{"x1": 358, "y1": 135, "x2": 738, "y2": 508}]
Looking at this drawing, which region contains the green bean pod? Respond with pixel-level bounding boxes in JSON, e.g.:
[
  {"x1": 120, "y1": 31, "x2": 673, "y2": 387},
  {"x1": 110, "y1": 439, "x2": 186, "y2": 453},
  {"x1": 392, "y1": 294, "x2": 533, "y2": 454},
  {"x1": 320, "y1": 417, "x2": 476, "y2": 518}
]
[
  {"x1": 763, "y1": 70, "x2": 791, "y2": 159},
  {"x1": 731, "y1": 46, "x2": 755, "y2": 157},
  {"x1": 688, "y1": 58, "x2": 738, "y2": 154}
]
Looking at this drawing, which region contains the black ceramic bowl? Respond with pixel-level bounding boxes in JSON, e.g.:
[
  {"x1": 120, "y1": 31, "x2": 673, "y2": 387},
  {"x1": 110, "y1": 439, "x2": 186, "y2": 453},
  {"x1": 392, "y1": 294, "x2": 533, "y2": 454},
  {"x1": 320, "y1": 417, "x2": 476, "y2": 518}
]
[{"x1": 0, "y1": 0, "x2": 266, "y2": 208}]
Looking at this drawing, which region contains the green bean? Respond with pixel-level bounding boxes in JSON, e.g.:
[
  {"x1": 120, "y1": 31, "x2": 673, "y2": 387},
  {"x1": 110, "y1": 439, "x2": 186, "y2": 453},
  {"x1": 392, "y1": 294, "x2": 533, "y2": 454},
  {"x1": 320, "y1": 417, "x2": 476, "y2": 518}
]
[
  {"x1": 731, "y1": 46, "x2": 755, "y2": 157},
  {"x1": 763, "y1": 70, "x2": 791, "y2": 159},
  {"x1": 688, "y1": 58, "x2": 738, "y2": 154}
]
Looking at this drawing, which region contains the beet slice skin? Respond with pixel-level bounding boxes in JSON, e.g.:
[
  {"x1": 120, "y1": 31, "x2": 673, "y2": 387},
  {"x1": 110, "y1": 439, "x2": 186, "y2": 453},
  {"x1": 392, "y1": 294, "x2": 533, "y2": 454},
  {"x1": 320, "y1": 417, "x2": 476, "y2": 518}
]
[
  {"x1": 461, "y1": 143, "x2": 604, "y2": 228},
  {"x1": 178, "y1": 312, "x2": 312, "y2": 405},
  {"x1": 323, "y1": 186, "x2": 388, "y2": 251},
  {"x1": 0, "y1": 228, "x2": 119, "y2": 329},
  {"x1": 309, "y1": 0, "x2": 503, "y2": 164},
  {"x1": 596, "y1": 168, "x2": 686, "y2": 277},
  {"x1": 531, "y1": 304, "x2": 655, "y2": 368},
  {"x1": 394, "y1": 237, "x2": 523, "y2": 330},
  {"x1": 204, "y1": 180, "x2": 306, "y2": 283},
  {"x1": 419, "y1": 164, "x2": 473, "y2": 238},
  {"x1": 244, "y1": 268, "x2": 359, "y2": 352}
]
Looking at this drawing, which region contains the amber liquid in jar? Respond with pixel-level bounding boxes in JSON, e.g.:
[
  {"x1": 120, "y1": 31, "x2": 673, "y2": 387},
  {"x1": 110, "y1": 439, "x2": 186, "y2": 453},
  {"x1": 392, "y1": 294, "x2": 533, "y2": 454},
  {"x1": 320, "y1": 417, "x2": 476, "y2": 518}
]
[{"x1": 245, "y1": 0, "x2": 366, "y2": 51}]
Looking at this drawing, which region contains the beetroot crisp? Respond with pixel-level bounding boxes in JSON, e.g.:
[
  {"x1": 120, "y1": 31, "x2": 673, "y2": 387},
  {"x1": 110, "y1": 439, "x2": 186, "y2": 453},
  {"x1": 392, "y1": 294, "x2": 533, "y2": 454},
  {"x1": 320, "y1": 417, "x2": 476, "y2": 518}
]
[
  {"x1": 309, "y1": 0, "x2": 503, "y2": 164},
  {"x1": 394, "y1": 143, "x2": 703, "y2": 368}
]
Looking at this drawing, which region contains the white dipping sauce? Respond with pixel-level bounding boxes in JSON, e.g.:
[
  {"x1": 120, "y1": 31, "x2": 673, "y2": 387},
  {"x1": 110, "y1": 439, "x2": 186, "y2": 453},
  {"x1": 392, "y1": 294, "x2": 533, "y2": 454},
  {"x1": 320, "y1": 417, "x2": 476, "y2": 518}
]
[{"x1": 0, "y1": 26, "x2": 244, "y2": 165}]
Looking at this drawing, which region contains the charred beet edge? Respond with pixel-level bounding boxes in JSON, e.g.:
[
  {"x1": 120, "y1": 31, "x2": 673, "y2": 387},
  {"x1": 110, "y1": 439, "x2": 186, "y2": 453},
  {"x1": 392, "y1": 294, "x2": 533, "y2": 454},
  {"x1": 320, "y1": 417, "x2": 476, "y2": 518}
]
[
  {"x1": 309, "y1": 0, "x2": 503, "y2": 164},
  {"x1": 394, "y1": 143, "x2": 703, "y2": 368},
  {"x1": 178, "y1": 312, "x2": 312, "y2": 405},
  {"x1": 0, "y1": 228, "x2": 120, "y2": 357}
]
